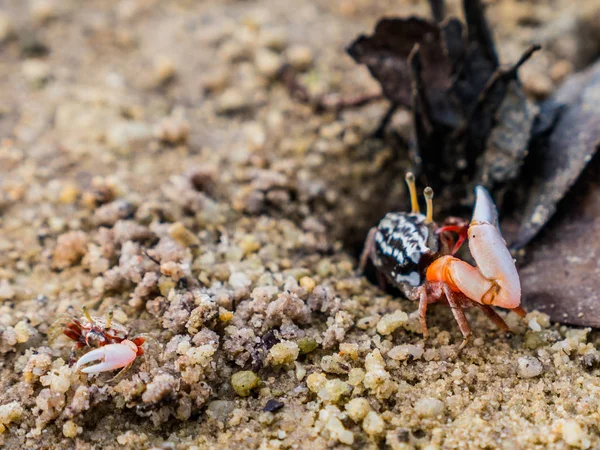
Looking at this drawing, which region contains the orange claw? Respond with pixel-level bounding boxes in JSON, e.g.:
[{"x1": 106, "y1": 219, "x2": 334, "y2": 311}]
[{"x1": 426, "y1": 187, "x2": 521, "y2": 310}]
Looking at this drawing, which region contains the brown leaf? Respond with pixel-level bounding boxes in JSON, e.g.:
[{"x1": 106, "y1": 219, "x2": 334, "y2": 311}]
[
  {"x1": 347, "y1": 17, "x2": 453, "y2": 111},
  {"x1": 511, "y1": 60, "x2": 600, "y2": 249},
  {"x1": 520, "y1": 155, "x2": 600, "y2": 327}
]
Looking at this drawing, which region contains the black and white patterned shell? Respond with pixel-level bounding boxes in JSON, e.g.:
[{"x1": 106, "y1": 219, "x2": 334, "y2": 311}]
[{"x1": 372, "y1": 212, "x2": 438, "y2": 287}]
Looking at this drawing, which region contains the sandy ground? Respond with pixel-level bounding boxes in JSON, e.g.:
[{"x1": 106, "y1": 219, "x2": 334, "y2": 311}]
[{"x1": 1, "y1": 0, "x2": 600, "y2": 449}]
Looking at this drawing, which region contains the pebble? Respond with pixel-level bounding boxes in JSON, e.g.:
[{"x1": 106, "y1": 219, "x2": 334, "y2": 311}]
[
  {"x1": 414, "y1": 398, "x2": 445, "y2": 418},
  {"x1": 30, "y1": 0, "x2": 59, "y2": 24},
  {"x1": 62, "y1": 420, "x2": 82, "y2": 438},
  {"x1": 22, "y1": 59, "x2": 51, "y2": 85},
  {"x1": 376, "y1": 310, "x2": 408, "y2": 335},
  {"x1": 228, "y1": 272, "x2": 252, "y2": 290},
  {"x1": 255, "y1": 48, "x2": 282, "y2": 78},
  {"x1": 286, "y1": 45, "x2": 313, "y2": 71},
  {"x1": 202, "y1": 70, "x2": 230, "y2": 94},
  {"x1": 216, "y1": 88, "x2": 253, "y2": 114},
  {"x1": 106, "y1": 121, "x2": 153, "y2": 153},
  {"x1": 517, "y1": 356, "x2": 544, "y2": 378},
  {"x1": 0, "y1": 401, "x2": 24, "y2": 433},
  {"x1": 268, "y1": 341, "x2": 299, "y2": 365},
  {"x1": 0, "y1": 280, "x2": 15, "y2": 300},
  {"x1": 562, "y1": 419, "x2": 591, "y2": 448},
  {"x1": 362, "y1": 411, "x2": 385, "y2": 436},
  {"x1": 231, "y1": 371, "x2": 261, "y2": 397},
  {"x1": 153, "y1": 56, "x2": 177, "y2": 85},
  {"x1": 345, "y1": 398, "x2": 371, "y2": 422},
  {"x1": 154, "y1": 116, "x2": 189, "y2": 144}
]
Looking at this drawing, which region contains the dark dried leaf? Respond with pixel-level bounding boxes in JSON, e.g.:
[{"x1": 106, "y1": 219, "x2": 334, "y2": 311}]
[
  {"x1": 347, "y1": 17, "x2": 453, "y2": 110},
  {"x1": 466, "y1": 45, "x2": 540, "y2": 193},
  {"x1": 511, "y1": 60, "x2": 600, "y2": 248},
  {"x1": 347, "y1": 0, "x2": 536, "y2": 207},
  {"x1": 520, "y1": 155, "x2": 600, "y2": 327}
]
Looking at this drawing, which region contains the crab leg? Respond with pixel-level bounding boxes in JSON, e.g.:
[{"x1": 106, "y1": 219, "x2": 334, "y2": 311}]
[
  {"x1": 76, "y1": 340, "x2": 138, "y2": 373},
  {"x1": 426, "y1": 186, "x2": 521, "y2": 310}
]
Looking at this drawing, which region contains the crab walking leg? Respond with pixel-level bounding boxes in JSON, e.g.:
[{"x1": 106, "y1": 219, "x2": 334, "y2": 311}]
[
  {"x1": 76, "y1": 340, "x2": 138, "y2": 373},
  {"x1": 359, "y1": 227, "x2": 377, "y2": 273},
  {"x1": 475, "y1": 304, "x2": 510, "y2": 332},
  {"x1": 442, "y1": 284, "x2": 471, "y2": 350}
]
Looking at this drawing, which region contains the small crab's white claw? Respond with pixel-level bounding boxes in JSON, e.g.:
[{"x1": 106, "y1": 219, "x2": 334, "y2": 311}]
[
  {"x1": 472, "y1": 186, "x2": 499, "y2": 230},
  {"x1": 76, "y1": 340, "x2": 138, "y2": 374}
]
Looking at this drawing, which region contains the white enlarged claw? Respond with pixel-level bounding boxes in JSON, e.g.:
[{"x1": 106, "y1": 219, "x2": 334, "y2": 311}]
[{"x1": 76, "y1": 340, "x2": 138, "y2": 373}]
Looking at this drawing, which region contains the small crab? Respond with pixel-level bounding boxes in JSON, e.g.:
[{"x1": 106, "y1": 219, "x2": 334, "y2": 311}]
[
  {"x1": 59, "y1": 306, "x2": 145, "y2": 373},
  {"x1": 360, "y1": 173, "x2": 525, "y2": 348}
]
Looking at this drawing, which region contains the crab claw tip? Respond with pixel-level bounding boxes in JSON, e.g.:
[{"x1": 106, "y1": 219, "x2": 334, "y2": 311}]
[
  {"x1": 76, "y1": 342, "x2": 138, "y2": 374},
  {"x1": 472, "y1": 186, "x2": 499, "y2": 228}
]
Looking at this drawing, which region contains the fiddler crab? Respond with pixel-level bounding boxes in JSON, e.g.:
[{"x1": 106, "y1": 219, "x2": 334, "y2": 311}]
[
  {"x1": 360, "y1": 173, "x2": 525, "y2": 348},
  {"x1": 61, "y1": 306, "x2": 145, "y2": 374}
]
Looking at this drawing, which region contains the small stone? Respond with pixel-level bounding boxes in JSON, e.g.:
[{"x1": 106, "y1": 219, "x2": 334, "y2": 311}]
[
  {"x1": 22, "y1": 59, "x2": 51, "y2": 85},
  {"x1": 168, "y1": 222, "x2": 199, "y2": 247},
  {"x1": 62, "y1": 420, "x2": 82, "y2": 438},
  {"x1": 388, "y1": 344, "x2": 424, "y2": 361},
  {"x1": 562, "y1": 419, "x2": 590, "y2": 448},
  {"x1": 205, "y1": 400, "x2": 236, "y2": 422},
  {"x1": 317, "y1": 379, "x2": 351, "y2": 404},
  {"x1": 297, "y1": 337, "x2": 318, "y2": 354},
  {"x1": 319, "y1": 407, "x2": 354, "y2": 445},
  {"x1": 376, "y1": 310, "x2": 408, "y2": 335},
  {"x1": 216, "y1": 88, "x2": 253, "y2": 114},
  {"x1": 228, "y1": 272, "x2": 252, "y2": 290},
  {"x1": 202, "y1": 70, "x2": 229, "y2": 94},
  {"x1": 517, "y1": 356, "x2": 543, "y2": 378},
  {"x1": 0, "y1": 280, "x2": 15, "y2": 301},
  {"x1": 59, "y1": 184, "x2": 79, "y2": 204},
  {"x1": 414, "y1": 398, "x2": 444, "y2": 418},
  {"x1": 255, "y1": 49, "x2": 281, "y2": 78},
  {"x1": 106, "y1": 121, "x2": 153, "y2": 153},
  {"x1": 528, "y1": 318, "x2": 542, "y2": 331},
  {"x1": 299, "y1": 276, "x2": 316, "y2": 293},
  {"x1": 153, "y1": 56, "x2": 177, "y2": 85},
  {"x1": 0, "y1": 401, "x2": 24, "y2": 434},
  {"x1": 155, "y1": 116, "x2": 189, "y2": 144},
  {"x1": 268, "y1": 341, "x2": 299, "y2": 365},
  {"x1": 287, "y1": 45, "x2": 313, "y2": 71},
  {"x1": 30, "y1": 0, "x2": 59, "y2": 24},
  {"x1": 363, "y1": 411, "x2": 385, "y2": 436},
  {"x1": 263, "y1": 399, "x2": 284, "y2": 412},
  {"x1": 345, "y1": 398, "x2": 371, "y2": 422},
  {"x1": 347, "y1": 368, "x2": 365, "y2": 386},
  {"x1": 306, "y1": 372, "x2": 327, "y2": 393},
  {"x1": 231, "y1": 371, "x2": 261, "y2": 397}
]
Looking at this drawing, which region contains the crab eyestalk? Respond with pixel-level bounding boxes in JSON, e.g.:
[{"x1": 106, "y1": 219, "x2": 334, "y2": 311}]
[
  {"x1": 424, "y1": 187, "x2": 434, "y2": 224},
  {"x1": 105, "y1": 309, "x2": 114, "y2": 329},
  {"x1": 405, "y1": 172, "x2": 420, "y2": 214},
  {"x1": 82, "y1": 305, "x2": 93, "y2": 324}
]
